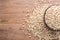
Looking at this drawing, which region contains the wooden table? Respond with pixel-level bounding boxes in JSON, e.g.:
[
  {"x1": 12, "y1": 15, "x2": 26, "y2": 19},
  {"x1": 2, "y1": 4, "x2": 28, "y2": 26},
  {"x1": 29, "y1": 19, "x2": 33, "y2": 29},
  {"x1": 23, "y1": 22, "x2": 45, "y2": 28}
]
[{"x1": 0, "y1": 0, "x2": 38, "y2": 40}]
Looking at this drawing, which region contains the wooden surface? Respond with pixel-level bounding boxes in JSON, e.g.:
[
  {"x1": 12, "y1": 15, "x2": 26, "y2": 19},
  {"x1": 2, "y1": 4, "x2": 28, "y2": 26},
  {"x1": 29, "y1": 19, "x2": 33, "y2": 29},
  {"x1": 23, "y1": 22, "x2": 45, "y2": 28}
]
[
  {"x1": 1, "y1": 0, "x2": 60, "y2": 40},
  {"x1": 0, "y1": 0, "x2": 38, "y2": 40}
]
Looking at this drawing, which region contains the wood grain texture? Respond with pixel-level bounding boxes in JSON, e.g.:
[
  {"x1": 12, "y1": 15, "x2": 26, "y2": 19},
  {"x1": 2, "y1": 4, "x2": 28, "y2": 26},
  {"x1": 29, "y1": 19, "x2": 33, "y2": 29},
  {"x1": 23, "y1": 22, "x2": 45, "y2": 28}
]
[
  {"x1": 0, "y1": 0, "x2": 38, "y2": 40},
  {"x1": 0, "y1": 0, "x2": 35, "y2": 24}
]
